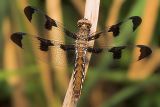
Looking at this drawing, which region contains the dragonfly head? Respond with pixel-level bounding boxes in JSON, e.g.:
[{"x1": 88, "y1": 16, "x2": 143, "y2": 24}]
[{"x1": 77, "y1": 18, "x2": 92, "y2": 30}]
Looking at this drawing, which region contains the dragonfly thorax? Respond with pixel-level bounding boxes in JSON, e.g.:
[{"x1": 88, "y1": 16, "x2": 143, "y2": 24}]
[
  {"x1": 76, "y1": 18, "x2": 92, "y2": 40},
  {"x1": 75, "y1": 40, "x2": 88, "y2": 48}
]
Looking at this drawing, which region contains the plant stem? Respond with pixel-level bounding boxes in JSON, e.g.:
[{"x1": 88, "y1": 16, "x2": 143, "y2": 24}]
[{"x1": 62, "y1": 0, "x2": 100, "y2": 107}]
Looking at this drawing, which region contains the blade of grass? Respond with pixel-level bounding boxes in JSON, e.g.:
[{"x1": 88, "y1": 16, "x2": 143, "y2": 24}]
[
  {"x1": 3, "y1": 16, "x2": 29, "y2": 107},
  {"x1": 100, "y1": 74, "x2": 160, "y2": 107},
  {"x1": 46, "y1": 0, "x2": 68, "y2": 106}
]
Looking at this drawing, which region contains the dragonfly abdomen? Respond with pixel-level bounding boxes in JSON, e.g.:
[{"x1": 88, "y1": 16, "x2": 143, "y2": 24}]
[{"x1": 73, "y1": 47, "x2": 87, "y2": 100}]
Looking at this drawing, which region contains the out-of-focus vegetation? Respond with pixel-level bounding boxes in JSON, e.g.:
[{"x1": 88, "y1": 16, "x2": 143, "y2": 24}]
[{"x1": 0, "y1": 0, "x2": 160, "y2": 107}]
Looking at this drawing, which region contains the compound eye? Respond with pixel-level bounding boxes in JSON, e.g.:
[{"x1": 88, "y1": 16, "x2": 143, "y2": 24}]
[
  {"x1": 87, "y1": 25, "x2": 90, "y2": 29},
  {"x1": 78, "y1": 24, "x2": 82, "y2": 28},
  {"x1": 86, "y1": 24, "x2": 91, "y2": 29}
]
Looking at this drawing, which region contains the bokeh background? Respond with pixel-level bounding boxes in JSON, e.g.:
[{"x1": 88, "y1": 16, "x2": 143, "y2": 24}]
[{"x1": 0, "y1": 0, "x2": 160, "y2": 107}]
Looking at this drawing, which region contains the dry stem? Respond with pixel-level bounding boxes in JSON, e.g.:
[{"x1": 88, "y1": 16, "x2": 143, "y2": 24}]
[{"x1": 62, "y1": 0, "x2": 100, "y2": 107}]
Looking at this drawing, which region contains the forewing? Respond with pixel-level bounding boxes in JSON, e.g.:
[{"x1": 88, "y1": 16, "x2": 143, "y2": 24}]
[
  {"x1": 88, "y1": 16, "x2": 142, "y2": 45},
  {"x1": 108, "y1": 16, "x2": 141, "y2": 37},
  {"x1": 24, "y1": 6, "x2": 77, "y2": 39}
]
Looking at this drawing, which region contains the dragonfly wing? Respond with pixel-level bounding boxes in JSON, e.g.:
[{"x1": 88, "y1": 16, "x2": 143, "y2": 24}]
[
  {"x1": 88, "y1": 16, "x2": 142, "y2": 41},
  {"x1": 24, "y1": 6, "x2": 77, "y2": 39},
  {"x1": 10, "y1": 32, "x2": 75, "y2": 65},
  {"x1": 87, "y1": 45, "x2": 152, "y2": 61}
]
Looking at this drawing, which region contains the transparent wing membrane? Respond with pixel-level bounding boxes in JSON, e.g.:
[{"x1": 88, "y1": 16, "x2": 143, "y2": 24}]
[{"x1": 10, "y1": 32, "x2": 75, "y2": 66}]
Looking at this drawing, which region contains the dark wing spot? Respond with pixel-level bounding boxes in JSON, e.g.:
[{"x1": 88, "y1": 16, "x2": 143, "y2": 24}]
[
  {"x1": 60, "y1": 44, "x2": 75, "y2": 51},
  {"x1": 129, "y1": 16, "x2": 142, "y2": 31},
  {"x1": 108, "y1": 22, "x2": 122, "y2": 37},
  {"x1": 63, "y1": 29, "x2": 77, "y2": 39},
  {"x1": 10, "y1": 32, "x2": 26, "y2": 48},
  {"x1": 45, "y1": 15, "x2": 57, "y2": 30},
  {"x1": 87, "y1": 47, "x2": 103, "y2": 53},
  {"x1": 36, "y1": 37, "x2": 54, "y2": 51},
  {"x1": 136, "y1": 45, "x2": 152, "y2": 61},
  {"x1": 24, "y1": 6, "x2": 36, "y2": 22},
  {"x1": 108, "y1": 46, "x2": 126, "y2": 59},
  {"x1": 87, "y1": 31, "x2": 103, "y2": 41}
]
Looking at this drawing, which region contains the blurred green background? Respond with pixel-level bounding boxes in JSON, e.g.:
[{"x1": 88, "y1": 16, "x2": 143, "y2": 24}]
[{"x1": 0, "y1": 0, "x2": 160, "y2": 107}]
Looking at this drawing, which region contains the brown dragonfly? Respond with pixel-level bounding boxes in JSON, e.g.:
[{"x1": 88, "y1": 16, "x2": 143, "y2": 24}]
[{"x1": 10, "y1": 6, "x2": 152, "y2": 100}]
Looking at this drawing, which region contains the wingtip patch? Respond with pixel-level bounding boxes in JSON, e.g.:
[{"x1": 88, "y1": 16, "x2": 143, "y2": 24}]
[
  {"x1": 136, "y1": 45, "x2": 152, "y2": 61},
  {"x1": 10, "y1": 32, "x2": 26, "y2": 48},
  {"x1": 24, "y1": 6, "x2": 36, "y2": 22},
  {"x1": 129, "y1": 16, "x2": 142, "y2": 31}
]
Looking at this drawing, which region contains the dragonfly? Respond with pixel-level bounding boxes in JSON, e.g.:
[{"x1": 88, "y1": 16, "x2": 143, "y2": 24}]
[{"x1": 10, "y1": 6, "x2": 152, "y2": 100}]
